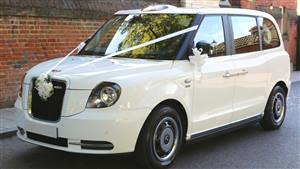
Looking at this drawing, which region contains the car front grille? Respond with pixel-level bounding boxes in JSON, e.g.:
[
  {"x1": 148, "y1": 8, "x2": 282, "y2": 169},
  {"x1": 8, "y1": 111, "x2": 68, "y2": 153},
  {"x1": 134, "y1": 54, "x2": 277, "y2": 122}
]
[{"x1": 31, "y1": 79, "x2": 66, "y2": 122}]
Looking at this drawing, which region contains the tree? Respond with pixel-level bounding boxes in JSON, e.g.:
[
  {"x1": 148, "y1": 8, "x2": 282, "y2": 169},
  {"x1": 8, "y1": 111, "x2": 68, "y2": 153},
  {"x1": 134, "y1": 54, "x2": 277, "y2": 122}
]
[{"x1": 118, "y1": 14, "x2": 194, "y2": 59}]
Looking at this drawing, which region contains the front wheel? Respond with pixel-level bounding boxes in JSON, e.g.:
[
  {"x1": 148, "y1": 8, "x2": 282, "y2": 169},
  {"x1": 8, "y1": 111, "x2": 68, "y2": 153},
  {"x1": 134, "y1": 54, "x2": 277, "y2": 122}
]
[
  {"x1": 260, "y1": 86, "x2": 287, "y2": 130},
  {"x1": 135, "y1": 105, "x2": 183, "y2": 169}
]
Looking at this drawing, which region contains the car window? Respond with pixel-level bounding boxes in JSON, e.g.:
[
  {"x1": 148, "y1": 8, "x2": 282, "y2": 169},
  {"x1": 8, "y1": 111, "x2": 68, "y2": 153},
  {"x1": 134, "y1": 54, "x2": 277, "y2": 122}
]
[
  {"x1": 258, "y1": 17, "x2": 281, "y2": 50},
  {"x1": 193, "y1": 16, "x2": 226, "y2": 57},
  {"x1": 80, "y1": 14, "x2": 195, "y2": 60},
  {"x1": 231, "y1": 16, "x2": 260, "y2": 54}
]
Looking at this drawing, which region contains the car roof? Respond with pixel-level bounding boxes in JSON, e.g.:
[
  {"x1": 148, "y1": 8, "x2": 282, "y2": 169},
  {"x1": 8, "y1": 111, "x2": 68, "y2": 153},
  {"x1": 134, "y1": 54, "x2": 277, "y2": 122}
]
[{"x1": 115, "y1": 5, "x2": 274, "y2": 20}]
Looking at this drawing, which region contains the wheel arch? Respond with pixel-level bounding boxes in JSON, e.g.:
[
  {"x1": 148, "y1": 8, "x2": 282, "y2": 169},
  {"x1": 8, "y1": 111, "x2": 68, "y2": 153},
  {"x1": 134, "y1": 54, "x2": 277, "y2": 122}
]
[
  {"x1": 154, "y1": 99, "x2": 189, "y2": 138},
  {"x1": 273, "y1": 81, "x2": 289, "y2": 96},
  {"x1": 264, "y1": 80, "x2": 289, "y2": 112},
  {"x1": 135, "y1": 99, "x2": 189, "y2": 151},
  {"x1": 261, "y1": 80, "x2": 288, "y2": 130}
]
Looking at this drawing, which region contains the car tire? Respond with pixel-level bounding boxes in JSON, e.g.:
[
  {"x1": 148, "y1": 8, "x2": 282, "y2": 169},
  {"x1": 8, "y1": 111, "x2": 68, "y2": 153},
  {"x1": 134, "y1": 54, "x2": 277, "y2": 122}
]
[
  {"x1": 135, "y1": 105, "x2": 183, "y2": 169},
  {"x1": 260, "y1": 86, "x2": 287, "y2": 130}
]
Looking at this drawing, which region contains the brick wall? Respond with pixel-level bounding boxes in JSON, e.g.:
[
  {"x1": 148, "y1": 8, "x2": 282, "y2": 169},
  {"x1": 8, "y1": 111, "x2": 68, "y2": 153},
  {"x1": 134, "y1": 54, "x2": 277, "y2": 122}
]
[
  {"x1": 0, "y1": 17, "x2": 103, "y2": 107},
  {"x1": 0, "y1": 0, "x2": 180, "y2": 108}
]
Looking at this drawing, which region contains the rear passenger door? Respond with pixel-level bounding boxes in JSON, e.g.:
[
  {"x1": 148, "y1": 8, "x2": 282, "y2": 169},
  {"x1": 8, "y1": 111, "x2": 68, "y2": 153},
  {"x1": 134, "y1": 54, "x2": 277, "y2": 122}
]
[{"x1": 229, "y1": 16, "x2": 269, "y2": 122}]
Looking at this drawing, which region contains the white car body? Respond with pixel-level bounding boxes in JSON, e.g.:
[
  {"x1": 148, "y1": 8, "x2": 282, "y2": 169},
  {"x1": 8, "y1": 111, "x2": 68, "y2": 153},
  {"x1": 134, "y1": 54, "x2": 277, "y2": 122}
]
[{"x1": 15, "y1": 6, "x2": 290, "y2": 155}]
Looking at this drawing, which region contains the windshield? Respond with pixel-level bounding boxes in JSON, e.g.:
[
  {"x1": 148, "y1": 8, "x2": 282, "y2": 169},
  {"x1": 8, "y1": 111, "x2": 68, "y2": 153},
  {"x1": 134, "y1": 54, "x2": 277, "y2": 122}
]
[{"x1": 79, "y1": 14, "x2": 195, "y2": 60}]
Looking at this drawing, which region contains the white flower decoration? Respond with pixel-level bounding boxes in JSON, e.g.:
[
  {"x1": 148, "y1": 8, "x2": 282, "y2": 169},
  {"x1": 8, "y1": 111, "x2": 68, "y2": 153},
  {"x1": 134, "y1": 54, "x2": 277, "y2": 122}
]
[{"x1": 35, "y1": 74, "x2": 54, "y2": 101}]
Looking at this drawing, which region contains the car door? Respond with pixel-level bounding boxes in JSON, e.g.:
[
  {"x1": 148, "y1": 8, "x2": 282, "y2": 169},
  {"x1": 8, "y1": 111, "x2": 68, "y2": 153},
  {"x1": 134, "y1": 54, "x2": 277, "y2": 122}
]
[
  {"x1": 229, "y1": 15, "x2": 269, "y2": 122},
  {"x1": 191, "y1": 15, "x2": 238, "y2": 135}
]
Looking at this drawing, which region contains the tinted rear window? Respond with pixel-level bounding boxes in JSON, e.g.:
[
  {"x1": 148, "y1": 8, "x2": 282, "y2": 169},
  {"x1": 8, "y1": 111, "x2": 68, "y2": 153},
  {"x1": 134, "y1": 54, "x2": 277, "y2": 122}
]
[
  {"x1": 231, "y1": 16, "x2": 260, "y2": 54},
  {"x1": 258, "y1": 17, "x2": 280, "y2": 50}
]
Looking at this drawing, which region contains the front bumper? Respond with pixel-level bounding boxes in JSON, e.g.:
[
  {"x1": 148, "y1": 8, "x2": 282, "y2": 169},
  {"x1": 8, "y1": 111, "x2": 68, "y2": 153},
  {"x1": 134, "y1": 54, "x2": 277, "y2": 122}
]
[{"x1": 15, "y1": 100, "x2": 151, "y2": 154}]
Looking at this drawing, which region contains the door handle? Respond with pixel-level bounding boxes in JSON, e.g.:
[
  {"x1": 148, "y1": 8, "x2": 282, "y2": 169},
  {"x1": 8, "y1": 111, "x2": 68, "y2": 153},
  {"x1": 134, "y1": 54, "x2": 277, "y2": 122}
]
[
  {"x1": 239, "y1": 69, "x2": 248, "y2": 76},
  {"x1": 223, "y1": 70, "x2": 249, "y2": 78},
  {"x1": 184, "y1": 78, "x2": 192, "y2": 84},
  {"x1": 223, "y1": 71, "x2": 232, "y2": 78},
  {"x1": 223, "y1": 71, "x2": 239, "y2": 78}
]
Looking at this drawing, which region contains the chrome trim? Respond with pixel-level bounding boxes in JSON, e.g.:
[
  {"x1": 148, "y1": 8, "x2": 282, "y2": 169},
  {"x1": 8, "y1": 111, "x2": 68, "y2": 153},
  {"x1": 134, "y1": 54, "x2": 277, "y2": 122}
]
[
  {"x1": 69, "y1": 142, "x2": 81, "y2": 145},
  {"x1": 223, "y1": 70, "x2": 249, "y2": 78},
  {"x1": 239, "y1": 69, "x2": 249, "y2": 75},
  {"x1": 223, "y1": 71, "x2": 240, "y2": 78}
]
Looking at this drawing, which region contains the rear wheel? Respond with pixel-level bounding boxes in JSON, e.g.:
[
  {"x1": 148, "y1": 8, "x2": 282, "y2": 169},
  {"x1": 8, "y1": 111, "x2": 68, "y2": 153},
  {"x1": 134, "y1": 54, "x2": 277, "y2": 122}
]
[
  {"x1": 135, "y1": 105, "x2": 183, "y2": 169},
  {"x1": 260, "y1": 86, "x2": 287, "y2": 130}
]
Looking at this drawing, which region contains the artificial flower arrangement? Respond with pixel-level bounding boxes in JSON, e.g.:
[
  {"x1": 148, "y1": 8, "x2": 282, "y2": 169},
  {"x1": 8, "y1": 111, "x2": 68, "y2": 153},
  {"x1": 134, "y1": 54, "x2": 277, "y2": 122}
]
[{"x1": 35, "y1": 74, "x2": 54, "y2": 101}]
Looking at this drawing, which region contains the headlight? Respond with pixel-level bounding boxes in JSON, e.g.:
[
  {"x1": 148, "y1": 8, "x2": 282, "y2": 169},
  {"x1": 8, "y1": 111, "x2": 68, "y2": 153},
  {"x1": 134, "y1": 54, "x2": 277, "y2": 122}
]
[{"x1": 86, "y1": 82, "x2": 121, "y2": 108}]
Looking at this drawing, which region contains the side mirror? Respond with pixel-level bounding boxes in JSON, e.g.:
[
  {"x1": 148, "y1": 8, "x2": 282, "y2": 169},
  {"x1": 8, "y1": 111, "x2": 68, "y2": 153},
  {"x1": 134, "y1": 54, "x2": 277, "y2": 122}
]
[
  {"x1": 195, "y1": 41, "x2": 210, "y2": 54},
  {"x1": 76, "y1": 42, "x2": 86, "y2": 53},
  {"x1": 189, "y1": 47, "x2": 208, "y2": 68}
]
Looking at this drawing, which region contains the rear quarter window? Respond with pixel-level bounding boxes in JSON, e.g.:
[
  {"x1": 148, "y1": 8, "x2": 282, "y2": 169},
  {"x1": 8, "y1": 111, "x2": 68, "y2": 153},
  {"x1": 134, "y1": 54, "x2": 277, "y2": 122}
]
[
  {"x1": 231, "y1": 16, "x2": 260, "y2": 54},
  {"x1": 258, "y1": 17, "x2": 281, "y2": 50}
]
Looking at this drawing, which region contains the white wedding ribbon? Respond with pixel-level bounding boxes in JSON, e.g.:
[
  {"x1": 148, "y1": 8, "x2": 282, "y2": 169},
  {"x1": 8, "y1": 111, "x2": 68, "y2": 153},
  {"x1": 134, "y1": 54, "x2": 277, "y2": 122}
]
[
  {"x1": 47, "y1": 25, "x2": 198, "y2": 75},
  {"x1": 46, "y1": 47, "x2": 79, "y2": 75}
]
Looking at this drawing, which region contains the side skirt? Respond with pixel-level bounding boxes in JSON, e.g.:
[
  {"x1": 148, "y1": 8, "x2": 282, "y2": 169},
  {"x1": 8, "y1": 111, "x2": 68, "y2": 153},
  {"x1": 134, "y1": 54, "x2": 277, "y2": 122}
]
[{"x1": 188, "y1": 115, "x2": 262, "y2": 143}]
